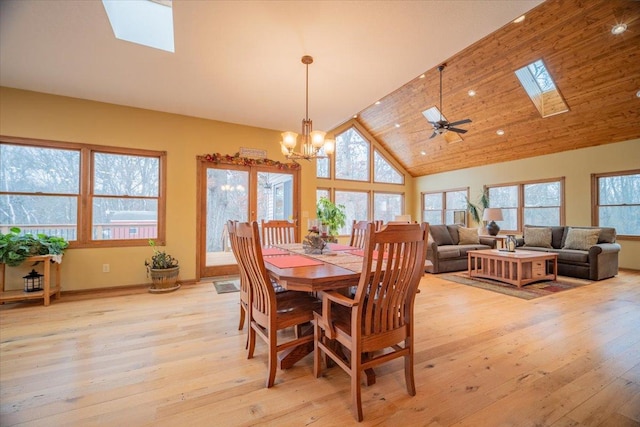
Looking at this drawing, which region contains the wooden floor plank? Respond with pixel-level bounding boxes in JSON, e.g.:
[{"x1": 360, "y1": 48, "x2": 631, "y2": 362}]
[{"x1": 1, "y1": 271, "x2": 639, "y2": 426}]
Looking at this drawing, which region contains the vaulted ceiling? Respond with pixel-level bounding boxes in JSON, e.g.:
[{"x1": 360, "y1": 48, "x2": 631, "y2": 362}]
[
  {"x1": 1, "y1": 0, "x2": 638, "y2": 177},
  {"x1": 356, "y1": 0, "x2": 640, "y2": 176}
]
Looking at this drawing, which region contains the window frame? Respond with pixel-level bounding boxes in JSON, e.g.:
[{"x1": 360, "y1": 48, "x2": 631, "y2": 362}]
[
  {"x1": 591, "y1": 169, "x2": 640, "y2": 240},
  {"x1": 486, "y1": 177, "x2": 565, "y2": 233},
  {"x1": 421, "y1": 187, "x2": 469, "y2": 226},
  {"x1": 0, "y1": 136, "x2": 167, "y2": 248}
]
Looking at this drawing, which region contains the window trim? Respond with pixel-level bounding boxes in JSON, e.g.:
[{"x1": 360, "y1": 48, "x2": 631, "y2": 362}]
[
  {"x1": 421, "y1": 187, "x2": 469, "y2": 226},
  {"x1": 486, "y1": 177, "x2": 565, "y2": 233},
  {"x1": 0, "y1": 135, "x2": 167, "y2": 248},
  {"x1": 591, "y1": 169, "x2": 640, "y2": 241}
]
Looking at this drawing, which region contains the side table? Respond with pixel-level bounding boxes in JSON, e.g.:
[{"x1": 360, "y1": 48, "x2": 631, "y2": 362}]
[
  {"x1": 0, "y1": 255, "x2": 62, "y2": 306},
  {"x1": 479, "y1": 234, "x2": 508, "y2": 249}
]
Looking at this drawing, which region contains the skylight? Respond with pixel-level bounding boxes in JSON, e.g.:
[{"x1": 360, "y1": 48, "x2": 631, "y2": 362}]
[
  {"x1": 102, "y1": 0, "x2": 175, "y2": 53},
  {"x1": 515, "y1": 59, "x2": 568, "y2": 117}
]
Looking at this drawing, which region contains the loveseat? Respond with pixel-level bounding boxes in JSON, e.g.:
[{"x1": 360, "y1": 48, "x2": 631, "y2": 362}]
[
  {"x1": 516, "y1": 225, "x2": 620, "y2": 281},
  {"x1": 426, "y1": 224, "x2": 497, "y2": 273}
]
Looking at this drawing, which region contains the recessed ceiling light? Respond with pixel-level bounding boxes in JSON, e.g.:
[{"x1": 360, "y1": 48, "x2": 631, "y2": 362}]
[
  {"x1": 395, "y1": 123, "x2": 400, "y2": 128},
  {"x1": 611, "y1": 23, "x2": 627, "y2": 35},
  {"x1": 353, "y1": 114, "x2": 358, "y2": 119},
  {"x1": 496, "y1": 129, "x2": 505, "y2": 136},
  {"x1": 419, "y1": 74, "x2": 425, "y2": 79},
  {"x1": 420, "y1": 151, "x2": 426, "y2": 156},
  {"x1": 468, "y1": 90, "x2": 476, "y2": 97},
  {"x1": 375, "y1": 101, "x2": 381, "y2": 105},
  {"x1": 514, "y1": 15, "x2": 525, "y2": 23},
  {"x1": 636, "y1": 90, "x2": 640, "y2": 98}
]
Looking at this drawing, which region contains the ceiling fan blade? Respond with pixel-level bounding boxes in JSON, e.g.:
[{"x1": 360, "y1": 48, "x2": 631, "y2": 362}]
[
  {"x1": 448, "y1": 127, "x2": 468, "y2": 134},
  {"x1": 429, "y1": 131, "x2": 438, "y2": 139},
  {"x1": 448, "y1": 118, "x2": 472, "y2": 126}
]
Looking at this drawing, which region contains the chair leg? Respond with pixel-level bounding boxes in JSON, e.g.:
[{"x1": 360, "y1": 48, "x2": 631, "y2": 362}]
[
  {"x1": 238, "y1": 304, "x2": 245, "y2": 330},
  {"x1": 313, "y1": 318, "x2": 322, "y2": 378},
  {"x1": 247, "y1": 324, "x2": 256, "y2": 359},
  {"x1": 405, "y1": 341, "x2": 416, "y2": 396},
  {"x1": 266, "y1": 332, "x2": 277, "y2": 388},
  {"x1": 351, "y1": 365, "x2": 364, "y2": 422}
]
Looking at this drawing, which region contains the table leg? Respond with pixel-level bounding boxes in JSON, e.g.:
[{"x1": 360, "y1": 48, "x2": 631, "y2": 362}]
[{"x1": 44, "y1": 259, "x2": 51, "y2": 306}]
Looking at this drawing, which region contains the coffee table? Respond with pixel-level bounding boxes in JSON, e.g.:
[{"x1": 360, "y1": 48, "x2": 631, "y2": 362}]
[{"x1": 467, "y1": 249, "x2": 558, "y2": 288}]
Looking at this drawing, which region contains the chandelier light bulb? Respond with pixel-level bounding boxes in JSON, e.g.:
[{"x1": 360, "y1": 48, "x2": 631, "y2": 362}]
[
  {"x1": 281, "y1": 131, "x2": 298, "y2": 149},
  {"x1": 323, "y1": 139, "x2": 335, "y2": 155},
  {"x1": 310, "y1": 130, "x2": 326, "y2": 148}
]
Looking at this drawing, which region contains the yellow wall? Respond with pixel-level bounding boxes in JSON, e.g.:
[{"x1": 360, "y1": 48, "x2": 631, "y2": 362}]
[
  {"x1": 2, "y1": 87, "x2": 637, "y2": 292},
  {"x1": 0, "y1": 87, "x2": 320, "y2": 290},
  {"x1": 414, "y1": 139, "x2": 640, "y2": 270}
]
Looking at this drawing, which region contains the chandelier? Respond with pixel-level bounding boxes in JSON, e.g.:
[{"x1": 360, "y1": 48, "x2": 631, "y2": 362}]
[{"x1": 280, "y1": 55, "x2": 335, "y2": 160}]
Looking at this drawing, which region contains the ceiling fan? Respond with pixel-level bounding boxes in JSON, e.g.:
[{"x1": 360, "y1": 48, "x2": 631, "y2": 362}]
[{"x1": 428, "y1": 64, "x2": 472, "y2": 139}]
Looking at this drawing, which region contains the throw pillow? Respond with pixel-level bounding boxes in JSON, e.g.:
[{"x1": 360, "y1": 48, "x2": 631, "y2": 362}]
[
  {"x1": 523, "y1": 226, "x2": 553, "y2": 248},
  {"x1": 458, "y1": 227, "x2": 480, "y2": 245},
  {"x1": 429, "y1": 225, "x2": 454, "y2": 246},
  {"x1": 562, "y1": 228, "x2": 600, "y2": 251}
]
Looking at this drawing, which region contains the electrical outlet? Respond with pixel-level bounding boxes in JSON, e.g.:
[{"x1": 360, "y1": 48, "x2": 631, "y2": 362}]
[{"x1": 102, "y1": 264, "x2": 110, "y2": 273}]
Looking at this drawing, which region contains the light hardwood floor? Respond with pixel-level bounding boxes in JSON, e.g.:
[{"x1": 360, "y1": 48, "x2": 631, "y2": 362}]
[{"x1": 1, "y1": 271, "x2": 639, "y2": 426}]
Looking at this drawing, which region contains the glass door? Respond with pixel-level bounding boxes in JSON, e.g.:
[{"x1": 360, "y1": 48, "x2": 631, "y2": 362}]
[{"x1": 197, "y1": 160, "x2": 299, "y2": 279}]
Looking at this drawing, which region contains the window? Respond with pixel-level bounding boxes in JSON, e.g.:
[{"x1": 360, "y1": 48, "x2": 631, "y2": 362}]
[
  {"x1": 593, "y1": 170, "x2": 640, "y2": 238},
  {"x1": 374, "y1": 192, "x2": 403, "y2": 223},
  {"x1": 0, "y1": 138, "x2": 166, "y2": 247},
  {"x1": 373, "y1": 150, "x2": 403, "y2": 184},
  {"x1": 487, "y1": 178, "x2": 564, "y2": 232},
  {"x1": 335, "y1": 190, "x2": 369, "y2": 235},
  {"x1": 334, "y1": 127, "x2": 370, "y2": 181},
  {"x1": 316, "y1": 188, "x2": 330, "y2": 204},
  {"x1": 316, "y1": 146, "x2": 330, "y2": 179},
  {"x1": 422, "y1": 188, "x2": 467, "y2": 225}
]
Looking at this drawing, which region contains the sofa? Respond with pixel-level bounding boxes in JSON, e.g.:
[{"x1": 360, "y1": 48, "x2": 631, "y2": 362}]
[
  {"x1": 426, "y1": 224, "x2": 497, "y2": 273},
  {"x1": 516, "y1": 225, "x2": 620, "y2": 281}
]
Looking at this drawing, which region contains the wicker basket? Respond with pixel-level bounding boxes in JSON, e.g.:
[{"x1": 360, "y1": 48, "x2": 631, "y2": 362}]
[{"x1": 149, "y1": 266, "x2": 180, "y2": 291}]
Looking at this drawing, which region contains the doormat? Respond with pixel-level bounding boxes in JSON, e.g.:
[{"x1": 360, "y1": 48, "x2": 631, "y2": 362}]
[
  {"x1": 440, "y1": 272, "x2": 594, "y2": 300},
  {"x1": 213, "y1": 279, "x2": 240, "y2": 294}
]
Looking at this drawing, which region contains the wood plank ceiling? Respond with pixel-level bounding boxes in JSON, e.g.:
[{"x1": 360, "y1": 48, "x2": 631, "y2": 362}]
[{"x1": 354, "y1": 0, "x2": 640, "y2": 177}]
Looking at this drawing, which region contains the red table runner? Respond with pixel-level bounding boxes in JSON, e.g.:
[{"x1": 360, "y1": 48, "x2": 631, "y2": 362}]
[
  {"x1": 261, "y1": 247, "x2": 290, "y2": 256},
  {"x1": 264, "y1": 255, "x2": 324, "y2": 269}
]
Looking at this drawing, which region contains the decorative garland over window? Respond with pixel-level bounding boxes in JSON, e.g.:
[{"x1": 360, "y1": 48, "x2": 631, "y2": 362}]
[{"x1": 200, "y1": 153, "x2": 300, "y2": 170}]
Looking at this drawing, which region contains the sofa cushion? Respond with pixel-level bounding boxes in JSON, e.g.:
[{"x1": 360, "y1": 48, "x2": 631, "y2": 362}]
[
  {"x1": 438, "y1": 246, "x2": 461, "y2": 259},
  {"x1": 458, "y1": 244, "x2": 492, "y2": 257},
  {"x1": 562, "y1": 227, "x2": 600, "y2": 251},
  {"x1": 458, "y1": 227, "x2": 480, "y2": 244},
  {"x1": 447, "y1": 225, "x2": 460, "y2": 245},
  {"x1": 430, "y1": 224, "x2": 454, "y2": 246},
  {"x1": 555, "y1": 249, "x2": 589, "y2": 264},
  {"x1": 523, "y1": 224, "x2": 565, "y2": 248},
  {"x1": 596, "y1": 227, "x2": 616, "y2": 244},
  {"x1": 523, "y1": 226, "x2": 552, "y2": 248}
]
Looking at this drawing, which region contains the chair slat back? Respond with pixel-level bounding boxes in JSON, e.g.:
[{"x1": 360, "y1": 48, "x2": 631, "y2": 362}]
[
  {"x1": 235, "y1": 222, "x2": 277, "y2": 325},
  {"x1": 349, "y1": 220, "x2": 370, "y2": 248},
  {"x1": 227, "y1": 220, "x2": 248, "y2": 298},
  {"x1": 354, "y1": 222, "x2": 429, "y2": 337},
  {"x1": 261, "y1": 220, "x2": 296, "y2": 246}
]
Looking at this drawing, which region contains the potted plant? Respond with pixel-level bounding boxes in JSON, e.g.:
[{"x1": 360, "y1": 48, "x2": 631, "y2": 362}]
[
  {"x1": 145, "y1": 239, "x2": 180, "y2": 293},
  {"x1": 466, "y1": 190, "x2": 490, "y2": 226},
  {"x1": 0, "y1": 227, "x2": 68, "y2": 267},
  {"x1": 316, "y1": 197, "x2": 346, "y2": 241}
]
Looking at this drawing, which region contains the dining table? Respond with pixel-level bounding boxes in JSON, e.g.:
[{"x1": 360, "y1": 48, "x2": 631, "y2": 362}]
[{"x1": 262, "y1": 242, "x2": 379, "y2": 384}]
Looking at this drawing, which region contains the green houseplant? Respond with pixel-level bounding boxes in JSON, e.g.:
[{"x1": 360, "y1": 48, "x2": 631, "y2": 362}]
[
  {"x1": 316, "y1": 197, "x2": 347, "y2": 240},
  {"x1": 466, "y1": 190, "x2": 490, "y2": 225},
  {"x1": 145, "y1": 239, "x2": 180, "y2": 292},
  {"x1": 0, "y1": 227, "x2": 69, "y2": 267}
]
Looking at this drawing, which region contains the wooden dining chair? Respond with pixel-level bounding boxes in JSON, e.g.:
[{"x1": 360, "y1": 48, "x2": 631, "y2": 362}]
[
  {"x1": 227, "y1": 220, "x2": 250, "y2": 333},
  {"x1": 261, "y1": 219, "x2": 296, "y2": 246},
  {"x1": 313, "y1": 222, "x2": 429, "y2": 421},
  {"x1": 235, "y1": 221, "x2": 321, "y2": 388},
  {"x1": 349, "y1": 220, "x2": 369, "y2": 249}
]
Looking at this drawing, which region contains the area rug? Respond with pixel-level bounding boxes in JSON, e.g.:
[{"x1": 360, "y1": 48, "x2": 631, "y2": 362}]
[
  {"x1": 213, "y1": 278, "x2": 240, "y2": 294},
  {"x1": 440, "y1": 272, "x2": 594, "y2": 300}
]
